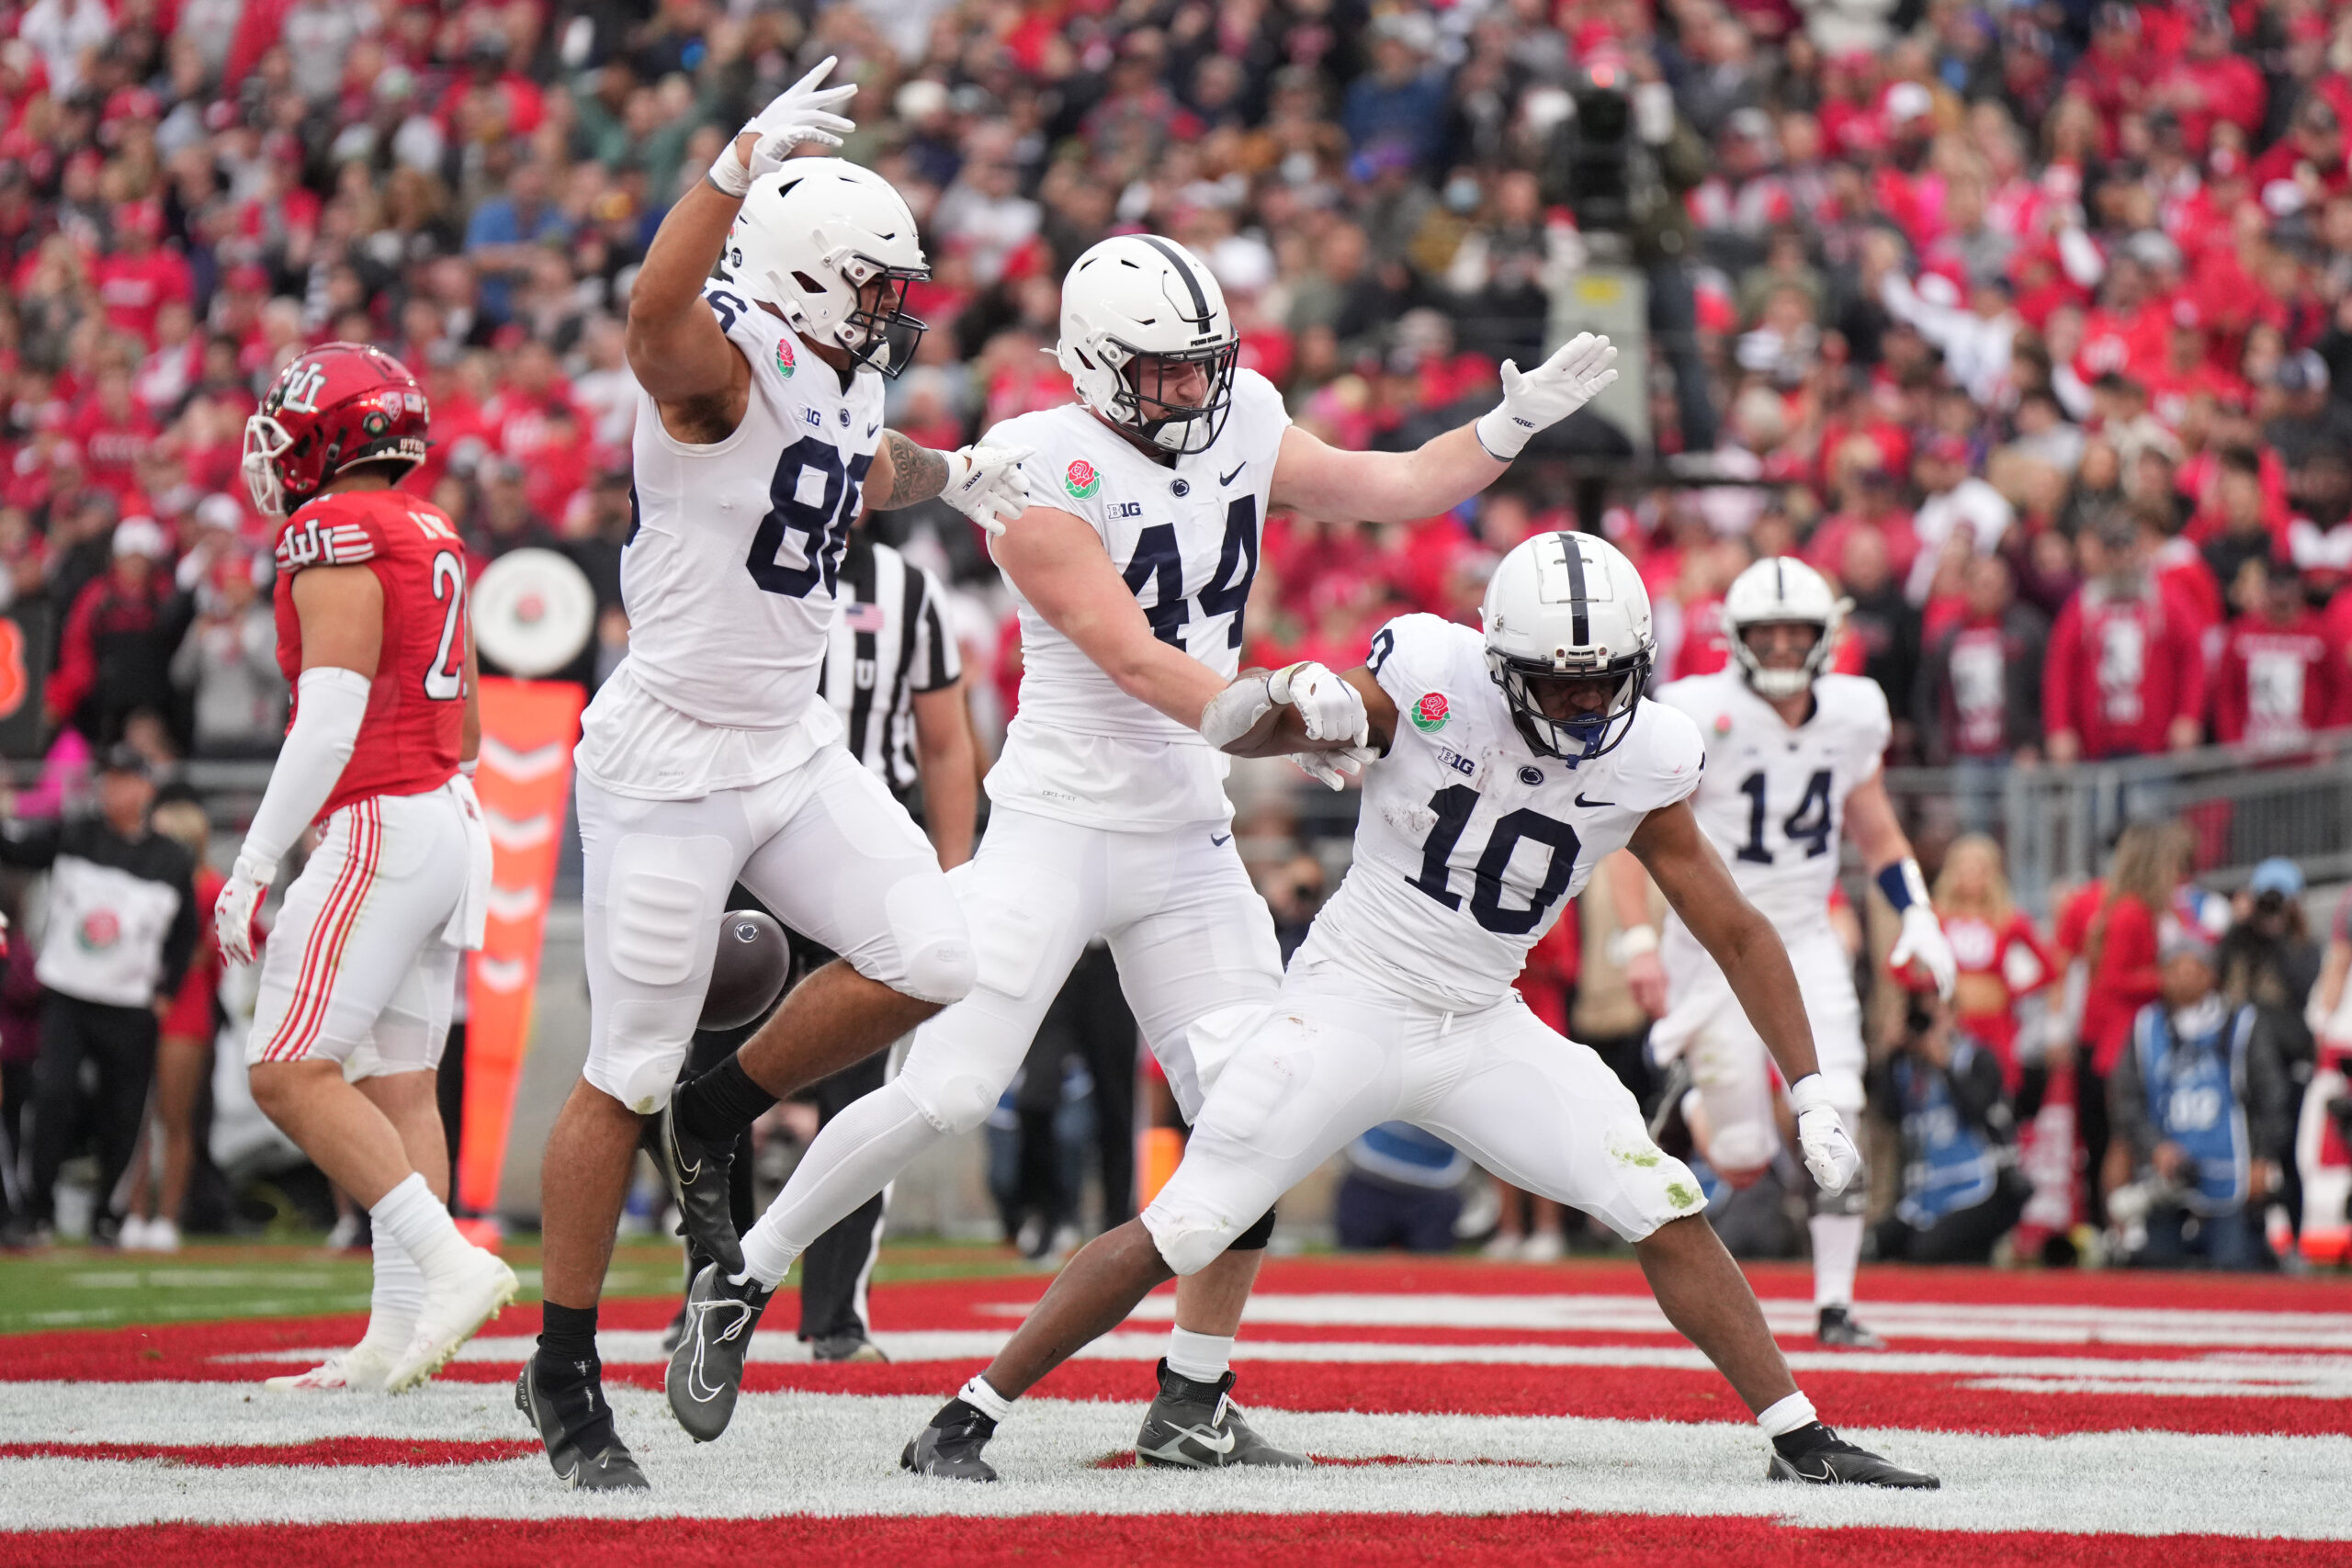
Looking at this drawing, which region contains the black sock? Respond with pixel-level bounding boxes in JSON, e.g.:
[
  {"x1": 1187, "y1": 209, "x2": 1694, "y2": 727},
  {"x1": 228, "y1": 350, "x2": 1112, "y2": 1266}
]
[
  {"x1": 1772, "y1": 1421, "x2": 1837, "y2": 1459},
  {"x1": 672, "y1": 1055, "x2": 779, "y2": 1145},
  {"x1": 538, "y1": 1301, "x2": 600, "y2": 1369}
]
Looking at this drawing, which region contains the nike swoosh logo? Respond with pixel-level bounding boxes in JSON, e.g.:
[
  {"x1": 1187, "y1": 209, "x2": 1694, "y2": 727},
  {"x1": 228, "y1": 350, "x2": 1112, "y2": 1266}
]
[
  {"x1": 1218, "y1": 463, "x2": 1245, "y2": 485},
  {"x1": 866, "y1": 423, "x2": 880, "y2": 437},
  {"x1": 1211, "y1": 832, "x2": 1233, "y2": 846},
  {"x1": 1574, "y1": 794, "x2": 1615, "y2": 807},
  {"x1": 1174, "y1": 1422, "x2": 1237, "y2": 1456},
  {"x1": 684, "y1": 1302, "x2": 750, "y2": 1403}
]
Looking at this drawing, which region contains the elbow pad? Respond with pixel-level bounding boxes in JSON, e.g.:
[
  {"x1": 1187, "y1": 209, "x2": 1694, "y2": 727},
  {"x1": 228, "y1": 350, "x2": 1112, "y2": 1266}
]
[{"x1": 235, "y1": 665, "x2": 371, "y2": 877}]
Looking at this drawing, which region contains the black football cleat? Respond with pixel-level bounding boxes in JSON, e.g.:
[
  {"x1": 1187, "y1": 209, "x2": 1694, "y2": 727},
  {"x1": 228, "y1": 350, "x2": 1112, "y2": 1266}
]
[
  {"x1": 657, "y1": 1102, "x2": 743, "y2": 1279},
  {"x1": 1767, "y1": 1422, "x2": 1939, "y2": 1489},
  {"x1": 666, "y1": 1261, "x2": 773, "y2": 1442},
  {"x1": 516, "y1": 1352, "x2": 650, "y2": 1491},
  {"x1": 1816, "y1": 1305, "x2": 1887, "y2": 1349},
  {"x1": 1135, "y1": 1359, "x2": 1310, "y2": 1469},
  {"x1": 901, "y1": 1398, "x2": 1000, "y2": 1482}
]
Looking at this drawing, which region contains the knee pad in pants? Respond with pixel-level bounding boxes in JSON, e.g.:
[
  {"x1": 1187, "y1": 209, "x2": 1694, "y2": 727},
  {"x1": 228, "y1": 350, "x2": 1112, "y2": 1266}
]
[
  {"x1": 898, "y1": 1053, "x2": 1003, "y2": 1136},
  {"x1": 871, "y1": 875, "x2": 978, "y2": 1006}
]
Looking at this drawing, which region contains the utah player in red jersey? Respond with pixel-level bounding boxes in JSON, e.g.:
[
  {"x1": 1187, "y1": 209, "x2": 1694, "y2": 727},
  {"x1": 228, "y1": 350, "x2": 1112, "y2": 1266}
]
[{"x1": 216, "y1": 344, "x2": 515, "y2": 1394}]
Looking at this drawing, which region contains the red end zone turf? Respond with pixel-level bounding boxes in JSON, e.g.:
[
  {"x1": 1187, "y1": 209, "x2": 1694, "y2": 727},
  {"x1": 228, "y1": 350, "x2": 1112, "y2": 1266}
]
[{"x1": 5, "y1": 1512, "x2": 2344, "y2": 1568}]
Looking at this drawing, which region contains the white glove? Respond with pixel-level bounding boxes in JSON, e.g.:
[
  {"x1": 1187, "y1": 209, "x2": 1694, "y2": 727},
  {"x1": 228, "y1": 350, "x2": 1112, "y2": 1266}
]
[
  {"x1": 1786, "y1": 1074, "x2": 1860, "y2": 1195},
  {"x1": 1267, "y1": 660, "x2": 1368, "y2": 746},
  {"x1": 1890, "y1": 903, "x2": 1959, "y2": 1000},
  {"x1": 214, "y1": 852, "x2": 271, "y2": 967},
  {"x1": 1473, "y1": 333, "x2": 1619, "y2": 460},
  {"x1": 1289, "y1": 745, "x2": 1378, "y2": 792},
  {"x1": 708, "y1": 56, "x2": 858, "y2": 197},
  {"x1": 942, "y1": 443, "x2": 1034, "y2": 537}
]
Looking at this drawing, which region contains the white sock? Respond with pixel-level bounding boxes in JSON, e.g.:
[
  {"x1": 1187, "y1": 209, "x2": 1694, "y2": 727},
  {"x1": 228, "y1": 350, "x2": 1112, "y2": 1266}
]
[
  {"x1": 1165, "y1": 1326, "x2": 1234, "y2": 1384},
  {"x1": 739, "y1": 1079, "x2": 941, "y2": 1289},
  {"x1": 958, "y1": 1374, "x2": 1014, "y2": 1422},
  {"x1": 368, "y1": 1173, "x2": 469, "y2": 1279},
  {"x1": 1757, "y1": 1391, "x2": 1818, "y2": 1438},
  {"x1": 356, "y1": 1224, "x2": 424, "y2": 1353},
  {"x1": 1809, "y1": 1213, "x2": 1864, "y2": 1310}
]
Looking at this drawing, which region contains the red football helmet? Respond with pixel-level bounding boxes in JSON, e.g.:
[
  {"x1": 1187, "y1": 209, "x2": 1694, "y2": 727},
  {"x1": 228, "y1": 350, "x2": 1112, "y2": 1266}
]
[{"x1": 242, "y1": 343, "x2": 430, "y2": 517}]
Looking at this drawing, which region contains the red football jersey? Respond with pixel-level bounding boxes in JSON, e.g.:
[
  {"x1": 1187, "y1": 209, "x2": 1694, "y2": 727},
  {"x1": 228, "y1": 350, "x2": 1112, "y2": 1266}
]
[{"x1": 272, "y1": 489, "x2": 468, "y2": 818}]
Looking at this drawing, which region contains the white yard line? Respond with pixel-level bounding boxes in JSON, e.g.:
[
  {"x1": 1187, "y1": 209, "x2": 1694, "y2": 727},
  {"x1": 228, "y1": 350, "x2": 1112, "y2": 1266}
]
[{"x1": 0, "y1": 1384, "x2": 2343, "y2": 1539}]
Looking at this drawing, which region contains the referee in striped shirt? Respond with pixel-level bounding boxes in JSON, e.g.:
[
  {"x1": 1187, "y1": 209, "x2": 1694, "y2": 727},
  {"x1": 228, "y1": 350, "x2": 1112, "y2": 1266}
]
[{"x1": 670, "y1": 533, "x2": 977, "y2": 1362}]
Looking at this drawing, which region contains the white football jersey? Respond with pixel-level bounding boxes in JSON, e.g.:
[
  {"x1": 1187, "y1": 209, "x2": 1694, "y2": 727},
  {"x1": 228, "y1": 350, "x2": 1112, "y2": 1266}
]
[
  {"x1": 980, "y1": 368, "x2": 1289, "y2": 830},
  {"x1": 578, "y1": 281, "x2": 881, "y2": 798},
  {"x1": 1651, "y1": 668, "x2": 1891, "y2": 931},
  {"x1": 1299, "y1": 615, "x2": 1705, "y2": 1012}
]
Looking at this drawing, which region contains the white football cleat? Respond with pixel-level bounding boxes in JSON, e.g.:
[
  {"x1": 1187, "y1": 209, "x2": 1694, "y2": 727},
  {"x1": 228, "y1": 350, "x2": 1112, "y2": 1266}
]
[
  {"x1": 265, "y1": 1343, "x2": 397, "y2": 1393},
  {"x1": 385, "y1": 1248, "x2": 518, "y2": 1393}
]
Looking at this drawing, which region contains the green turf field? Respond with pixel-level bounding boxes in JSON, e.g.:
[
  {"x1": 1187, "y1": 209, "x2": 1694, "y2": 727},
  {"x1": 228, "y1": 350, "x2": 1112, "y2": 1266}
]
[{"x1": 0, "y1": 1237, "x2": 1038, "y2": 1333}]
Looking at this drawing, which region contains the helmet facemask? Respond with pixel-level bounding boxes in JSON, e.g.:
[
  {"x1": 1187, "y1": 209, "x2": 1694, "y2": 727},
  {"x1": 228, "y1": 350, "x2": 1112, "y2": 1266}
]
[
  {"x1": 1729, "y1": 615, "x2": 1838, "y2": 699},
  {"x1": 1099, "y1": 337, "x2": 1238, "y2": 455},
  {"x1": 241, "y1": 413, "x2": 292, "y2": 518},
  {"x1": 1490, "y1": 649, "x2": 1652, "y2": 762},
  {"x1": 829, "y1": 251, "x2": 929, "y2": 376}
]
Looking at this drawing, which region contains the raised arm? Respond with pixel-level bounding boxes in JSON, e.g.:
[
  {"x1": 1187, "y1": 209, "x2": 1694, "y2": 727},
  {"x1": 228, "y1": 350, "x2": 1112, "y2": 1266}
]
[
  {"x1": 1268, "y1": 333, "x2": 1616, "y2": 523},
  {"x1": 625, "y1": 61, "x2": 857, "y2": 423}
]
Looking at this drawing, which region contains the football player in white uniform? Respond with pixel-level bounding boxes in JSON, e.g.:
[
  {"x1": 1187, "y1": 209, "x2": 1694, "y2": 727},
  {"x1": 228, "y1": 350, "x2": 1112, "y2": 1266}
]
[
  {"x1": 521, "y1": 62, "x2": 1033, "y2": 1492},
  {"x1": 664, "y1": 235, "x2": 1622, "y2": 1468},
  {"x1": 1611, "y1": 556, "x2": 1957, "y2": 1349},
  {"x1": 886, "y1": 534, "x2": 1937, "y2": 1489}
]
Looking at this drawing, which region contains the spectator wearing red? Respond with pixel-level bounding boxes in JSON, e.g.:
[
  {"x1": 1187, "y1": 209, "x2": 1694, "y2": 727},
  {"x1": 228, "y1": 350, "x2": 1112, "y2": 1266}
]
[
  {"x1": 1917, "y1": 551, "x2": 2047, "y2": 763},
  {"x1": 1932, "y1": 835, "x2": 2058, "y2": 1087},
  {"x1": 2070, "y1": 824, "x2": 2181, "y2": 1221},
  {"x1": 2248, "y1": 96, "x2": 2351, "y2": 201},
  {"x1": 2211, "y1": 559, "x2": 2345, "y2": 750},
  {"x1": 2044, "y1": 516, "x2": 2209, "y2": 762},
  {"x1": 2147, "y1": 3, "x2": 2266, "y2": 155},
  {"x1": 46, "y1": 518, "x2": 191, "y2": 746},
  {"x1": 89, "y1": 199, "x2": 190, "y2": 349},
  {"x1": 65, "y1": 366, "x2": 158, "y2": 504}
]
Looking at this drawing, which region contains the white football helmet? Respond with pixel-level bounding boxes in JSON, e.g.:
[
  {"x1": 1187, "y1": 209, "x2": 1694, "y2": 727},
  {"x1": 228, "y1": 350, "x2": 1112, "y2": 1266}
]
[
  {"x1": 1724, "y1": 556, "x2": 1848, "y2": 699},
  {"x1": 1482, "y1": 531, "x2": 1655, "y2": 762},
  {"x1": 723, "y1": 160, "x2": 928, "y2": 376},
  {"x1": 1057, "y1": 234, "x2": 1238, "y2": 455}
]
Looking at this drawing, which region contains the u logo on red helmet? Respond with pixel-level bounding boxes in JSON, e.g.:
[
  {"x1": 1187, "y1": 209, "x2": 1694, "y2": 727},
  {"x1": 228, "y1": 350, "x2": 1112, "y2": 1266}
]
[{"x1": 278, "y1": 362, "x2": 329, "y2": 415}]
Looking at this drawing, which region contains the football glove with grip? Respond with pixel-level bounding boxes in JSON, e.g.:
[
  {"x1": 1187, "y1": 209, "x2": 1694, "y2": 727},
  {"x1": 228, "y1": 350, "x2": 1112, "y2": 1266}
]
[
  {"x1": 1889, "y1": 902, "x2": 1959, "y2": 1000},
  {"x1": 708, "y1": 57, "x2": 858, "y2": 197},
  {"x1": 1786, "y1": 1074, "x2": 1860, "y2": 1195},
  {"x1": 943, "y1": 444, "x2": 1034, "y2": 537},
  {"x1": 1267, "y1": 660, "x2": 1368, "y2": 746},
  {"x1": 1473, "y1": 333, "x2": 1619, "y2": 461}
]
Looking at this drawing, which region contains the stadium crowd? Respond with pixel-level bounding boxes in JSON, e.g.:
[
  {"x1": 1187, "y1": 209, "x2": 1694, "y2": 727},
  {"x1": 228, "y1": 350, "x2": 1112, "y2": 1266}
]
[{"x1": 0, "y1": 0, "x2": 2349, "y2": 1269}]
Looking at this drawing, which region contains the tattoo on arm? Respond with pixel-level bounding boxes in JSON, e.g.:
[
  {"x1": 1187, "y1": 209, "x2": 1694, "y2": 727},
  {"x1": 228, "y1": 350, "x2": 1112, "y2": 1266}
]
[{"x1": 872, "y1": 431, "x2": 950, "y2": 509}]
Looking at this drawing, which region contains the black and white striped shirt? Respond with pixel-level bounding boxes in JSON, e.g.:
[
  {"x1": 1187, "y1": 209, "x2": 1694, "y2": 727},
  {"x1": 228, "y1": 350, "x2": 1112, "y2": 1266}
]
[{"x1": 816, "y1": 536, "x2": 961, "y2": 800}]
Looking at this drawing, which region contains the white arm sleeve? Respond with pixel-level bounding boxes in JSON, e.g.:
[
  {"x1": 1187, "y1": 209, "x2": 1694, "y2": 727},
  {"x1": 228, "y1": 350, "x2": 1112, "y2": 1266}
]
[{"x1": 233, "y1": 664, "x2": 371, "y2": 875}]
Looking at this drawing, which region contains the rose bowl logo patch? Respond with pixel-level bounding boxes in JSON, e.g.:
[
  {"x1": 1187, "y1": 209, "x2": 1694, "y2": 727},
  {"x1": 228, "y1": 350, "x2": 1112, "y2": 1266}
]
[
  {"x1": 1713, "y1": 712, "x2": 1733, "y2": 736},
  {"x1": 774, "y1": 338, "x2": 796, "y2": 378},
  {"x1": 78, "y1": 910, "x2": 121, "y2": 950},
  {"x1": 1410, "y1": 692, "x2": 1450, "y2": 733},
  {"x1": 1064, "y1": 459, "x2": 1102, "y2": 500}
]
